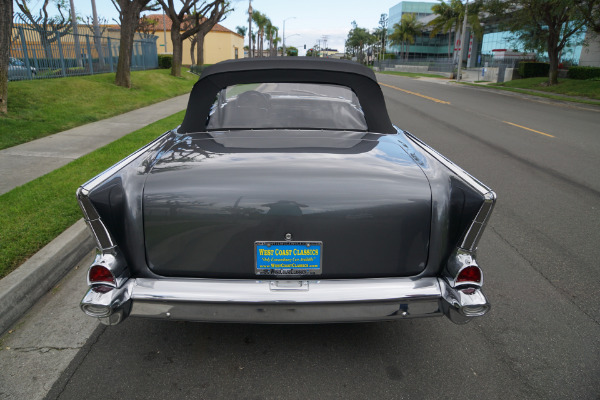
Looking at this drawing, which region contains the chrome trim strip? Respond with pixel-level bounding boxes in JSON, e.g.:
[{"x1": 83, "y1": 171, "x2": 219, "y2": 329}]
[
  {"x1": 400, "y1": 127, "x2": 491, "y2": 195},
  {"x1": 80, "y1": 129, "x2": 176, "y2": 192},
  {"x1": 131, "y1": 277, "x2": 442, "y2": 303}
]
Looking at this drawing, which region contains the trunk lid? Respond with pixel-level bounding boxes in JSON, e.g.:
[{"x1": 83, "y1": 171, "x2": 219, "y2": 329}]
[{"x1": 143, "y1": 131, "x2": 431, "y2": 279}]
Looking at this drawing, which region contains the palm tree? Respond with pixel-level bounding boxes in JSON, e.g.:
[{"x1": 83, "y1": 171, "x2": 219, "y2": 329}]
[
  {"x1": 428, "y1": 0, "x2": 483, "y2": 60},
  {"x1": 428, "y1": 1, "x2": 457, "y2": 58},
  {"x1": 252, "y1": 10, "x2": 268, "y2": 57},
  {"x1": 236, "y1": 26, "x2": 247, "y2": 37},
  {"x1": 399, "y1": 13, "x2": 423, "y2": 60},
  {"x1": 388, "y1": 22, "x2": 407, "y2": 58}
]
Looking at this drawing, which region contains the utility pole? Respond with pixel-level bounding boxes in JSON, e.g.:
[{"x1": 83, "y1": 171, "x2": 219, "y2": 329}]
[
  {"x1": 162, "y1": 9, "x2": 168, "y2": 53},
  {"x1": 69, "y1": 0, "x2": 82, "y2": 67},
  {"x1": 456, "y1": 0, "x2": 468, "y2": 82},
  {"x1": 90, "y1": 0, "x2": 104, "y2": 68},
  {"x1": 248, "y1": 0, "x2": 253, "y2": 58},
  {"x1": 282, "y1": 17, "x2": 296, "y2": 57}
]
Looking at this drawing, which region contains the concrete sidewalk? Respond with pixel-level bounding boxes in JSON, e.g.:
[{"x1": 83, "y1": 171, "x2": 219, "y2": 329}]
[
  {"x1": 0, "y1": 93, "x2": 189, "y2": 195},
  {"x1": 0, "y1": 93, "x2": 189, "y2": 337}
]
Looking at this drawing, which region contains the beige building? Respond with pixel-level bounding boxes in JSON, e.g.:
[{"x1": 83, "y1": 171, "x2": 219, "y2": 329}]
[{"x1": 146, "y1": 14, "x2": 244, "y2": 65}]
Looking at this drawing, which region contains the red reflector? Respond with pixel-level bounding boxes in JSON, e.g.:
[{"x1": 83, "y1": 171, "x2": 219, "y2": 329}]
[
  {"x1": 456, "y1": 266, "x2": 481, "y2": 283},
  {"x1": 89, "y1": 265, "x2": 115, "y2": 284}
]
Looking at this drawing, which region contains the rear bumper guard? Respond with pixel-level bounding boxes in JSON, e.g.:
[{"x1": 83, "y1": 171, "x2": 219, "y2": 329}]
[{"x1": 80, "y1": 277, "x2": 490, "y2": 325}]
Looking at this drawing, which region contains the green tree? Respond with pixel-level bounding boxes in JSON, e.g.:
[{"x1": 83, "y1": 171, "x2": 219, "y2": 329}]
[
  {"x1": 157, "y1": 0, "x2": 229, "y2": 76},
  {"x1": 390, "y1": 13, "x2": 424, "y2": 60},
  {"x1": 15, "y1": 0, "x2": 72, "y2": 59},
  {"x1": 427, "y1": 1, "x2": 458, "y2": 58},
  {"x1": 428, "y1": 0, "x2": 483, "y2": 60},
  {"x1": 235, "y1": 25, "x2": 247, "y2": 37},
  {"x1": 345, "y1": 21, "x2": 376, "y2": 64},
  {"x1": 112, "y1": 0, "x2": 158, "y2": 88},
  {"x1": 285, "y1": 46, "x2": 298, "y2": 56},
  {"x1": 486, "y1": 0, "x2": 594, "y2": 85},
  {"x1": 577, "y1": 2, "x2": 600, "y2": 34},
  {"x1": 252, "y1": 10, "x2": 268, "y2": 57}
]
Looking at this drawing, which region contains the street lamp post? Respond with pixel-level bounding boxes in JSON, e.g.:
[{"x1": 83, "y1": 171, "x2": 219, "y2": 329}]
[
  {"x1": 248, "y1": 0, "x2": 253, "y2": 58},
  {"x1": 456, "y1": 0, "x2": 469, "y2": 82},
  {"x1": 282, "y1": 17, "x2": 296, "y2": 56}
]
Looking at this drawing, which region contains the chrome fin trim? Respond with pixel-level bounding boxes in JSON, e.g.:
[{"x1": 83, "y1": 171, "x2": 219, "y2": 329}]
[
  {"x1": 76, "y1": 187, "x2": 115, "y2": 251},
  {"x1": 459, "y1": 190, "x2": 497, "y2": 252}
]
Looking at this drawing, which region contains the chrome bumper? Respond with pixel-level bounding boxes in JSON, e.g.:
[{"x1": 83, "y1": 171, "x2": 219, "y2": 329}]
[{"x1": 80, "y1": 277, "x2": 490, "y2": 325}]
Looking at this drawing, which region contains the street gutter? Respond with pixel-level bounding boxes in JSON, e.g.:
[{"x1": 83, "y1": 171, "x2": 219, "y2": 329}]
[{"x1": 0, "y1": 219, "x2": 94, "y2": 335}]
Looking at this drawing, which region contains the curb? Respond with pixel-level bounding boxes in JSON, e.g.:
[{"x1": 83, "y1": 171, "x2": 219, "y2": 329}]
[{"x1": 0, "y1": 219, "x2": 94, "y2": 335}]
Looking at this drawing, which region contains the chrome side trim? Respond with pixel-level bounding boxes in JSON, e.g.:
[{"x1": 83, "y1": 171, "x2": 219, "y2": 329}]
[
  {"x1": 80, "y1": 129, "x2": 176, "y2": 193},
  {"x1": 79, "y1": 277, "x2": 490, "y2": 325},
  {"x1": 400, "y1": 128, "x2": 491, "y2": 195}
]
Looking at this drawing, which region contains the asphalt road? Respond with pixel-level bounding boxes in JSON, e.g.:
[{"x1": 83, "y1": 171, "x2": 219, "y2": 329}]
[{"x1": 47, "y1": 76, "x2": 600, "y2": 400}]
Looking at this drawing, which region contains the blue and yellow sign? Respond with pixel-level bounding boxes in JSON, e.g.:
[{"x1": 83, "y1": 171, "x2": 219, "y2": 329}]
[{"x1": 255, "y1": 241, "x2": 322, "y2": 275}]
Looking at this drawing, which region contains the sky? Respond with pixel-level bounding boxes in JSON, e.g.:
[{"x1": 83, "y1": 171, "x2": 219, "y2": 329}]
[{"x1": 20, "y1": 0, "x2": 412, "y2": 56}]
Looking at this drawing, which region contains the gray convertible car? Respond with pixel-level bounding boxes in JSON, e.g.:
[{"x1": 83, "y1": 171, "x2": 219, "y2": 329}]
[{"x1": 78, "y1": 58, "x2": 496, "y2": 326}]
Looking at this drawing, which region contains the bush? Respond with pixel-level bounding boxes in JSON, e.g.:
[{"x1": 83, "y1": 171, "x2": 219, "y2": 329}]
[
  {"x1": 568, "y1": 66, "x2": 600, "y2": 80},
  {"x1": 518, "y1": 62, "x2": 550, "y2": 78},
  {"x1": 158, "y1": 54, "x2": 173, "y2": 69}
]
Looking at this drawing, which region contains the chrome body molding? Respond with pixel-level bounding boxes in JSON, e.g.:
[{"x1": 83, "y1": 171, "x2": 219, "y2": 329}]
[{"x1": 79, "y1": 277, "x2": 489, "y2": 325}]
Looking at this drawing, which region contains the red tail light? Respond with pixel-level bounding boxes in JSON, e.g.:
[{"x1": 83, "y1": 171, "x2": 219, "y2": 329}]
[
  {"x1": 89, "y1": 265, "x2": 115, "y2": 285},
  {"x1": 456, "y1": 266, "x2": 481, "y2": 284}
]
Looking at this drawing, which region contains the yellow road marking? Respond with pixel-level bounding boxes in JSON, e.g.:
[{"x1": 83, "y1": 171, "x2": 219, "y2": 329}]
[
  {"x1": 502, "y1": 121, "x2": 555, "y2": 138},
  {"x1": 379, "y1": 83, "x2": 451, "y2": 105}
]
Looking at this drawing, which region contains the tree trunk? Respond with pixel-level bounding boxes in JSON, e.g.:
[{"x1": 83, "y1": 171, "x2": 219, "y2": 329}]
[
  {"x1": 0, "y1": 0, "x2": 12, "y2": 114},
  {"x1": 116, "y1": 2, "x2": 145, "y2": 88},
  {"x1": 547, "y1": 33, "x2": 560, "y2": 85},
  {"x1": 170, "y1": 28, "x2": 182, "y2": 77},
  {"x1": 196, "y1": 30, "x2": 206, "y2": 66},
  {"x1": 190, "y1": 36, "x2": 196, "y2": 66}
]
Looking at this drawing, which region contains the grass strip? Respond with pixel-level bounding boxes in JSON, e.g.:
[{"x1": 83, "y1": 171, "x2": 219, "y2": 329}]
[
  {"x1": 459, "y1": 82, "x2": 600, "y2": 106},
  {"x1": 377, "y1": 71, "x2": 450, "y2": 79},
  {"x1": 490, "y1": 77, "x2": 600, "y2": 100},
  {"x1": 0, "y1": 69, "x2": 196, "y2": 150},
  {"x1": 0, "y1": 111, "x2": 186, "y2": 279}
]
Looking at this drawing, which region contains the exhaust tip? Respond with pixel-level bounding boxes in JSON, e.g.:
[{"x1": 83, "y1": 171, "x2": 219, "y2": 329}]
[{"x1": 81, "y1": 303, "x2": 112, "y2": 318}]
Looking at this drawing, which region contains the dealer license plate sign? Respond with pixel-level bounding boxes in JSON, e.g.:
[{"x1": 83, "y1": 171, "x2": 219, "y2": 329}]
[{"x1": 255, "y1": 241, "x2": 322, "y2": 276}]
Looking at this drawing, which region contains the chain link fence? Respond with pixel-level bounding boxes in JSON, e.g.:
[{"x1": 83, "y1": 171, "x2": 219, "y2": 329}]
[{"x1": 9, "y1": 25, "x2": 158, "y2": 81}]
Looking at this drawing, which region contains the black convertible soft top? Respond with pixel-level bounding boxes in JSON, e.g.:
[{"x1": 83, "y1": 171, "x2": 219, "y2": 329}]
[{"x1": 179, "y1": 57, "x2": 396, "y2": 134}]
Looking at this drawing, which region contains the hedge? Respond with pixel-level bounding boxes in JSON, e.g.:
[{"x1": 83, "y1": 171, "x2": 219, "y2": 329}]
[
  {"x1": 518, "y1": 62, "x2": 550, "y2": 78},
  {"x1": 158, "y1": 54, "x2": 173, "y2": 69},
  {"x1": 567, "y1": 66, "x2": 600, "y2": 80}
]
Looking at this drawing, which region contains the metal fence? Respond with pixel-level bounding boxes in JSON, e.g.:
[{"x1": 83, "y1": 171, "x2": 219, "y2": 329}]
[
  {"x1": 9, "y1": 25, "x2": 158, "y2": 81},
  {"x1": 374, "y1": 58, "x2": 455, "y2": 73}
]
